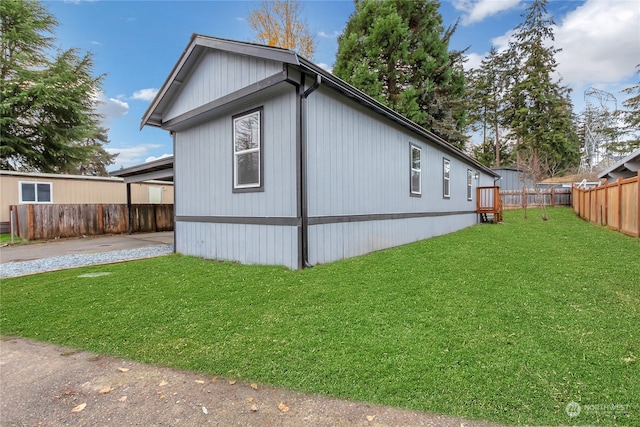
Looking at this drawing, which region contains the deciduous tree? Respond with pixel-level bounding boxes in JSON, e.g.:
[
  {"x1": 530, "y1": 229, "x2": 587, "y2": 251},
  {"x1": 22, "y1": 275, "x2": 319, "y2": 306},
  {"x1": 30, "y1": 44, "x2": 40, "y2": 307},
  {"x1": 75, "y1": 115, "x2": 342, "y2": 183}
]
[{"x1": 247, "y1": 0, "x2": 315, "y2": 59}]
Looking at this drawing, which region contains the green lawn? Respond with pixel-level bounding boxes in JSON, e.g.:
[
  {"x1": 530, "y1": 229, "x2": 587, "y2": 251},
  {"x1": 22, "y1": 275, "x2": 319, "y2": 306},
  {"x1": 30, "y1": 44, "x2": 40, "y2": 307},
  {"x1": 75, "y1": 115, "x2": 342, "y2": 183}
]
[
  {"x1": 0, "y1": 233, "x2": 26, "y2": 245},
  {"x1": 1, "y1": 208, "x2": 638, "y2": 426}
]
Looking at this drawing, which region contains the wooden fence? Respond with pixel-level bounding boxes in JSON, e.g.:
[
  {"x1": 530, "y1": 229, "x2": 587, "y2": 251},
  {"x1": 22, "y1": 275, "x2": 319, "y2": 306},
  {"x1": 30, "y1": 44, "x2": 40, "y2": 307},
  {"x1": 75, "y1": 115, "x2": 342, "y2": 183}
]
[
  {"x1": 500, "y1": 187, "x2": 572, "y2": 209},
  {"x1": 9, "y1": 203, "x2": 173, "y2": 240},
  {"x1": 571, "y1": 172, "x2": 639, "y2": 237}
]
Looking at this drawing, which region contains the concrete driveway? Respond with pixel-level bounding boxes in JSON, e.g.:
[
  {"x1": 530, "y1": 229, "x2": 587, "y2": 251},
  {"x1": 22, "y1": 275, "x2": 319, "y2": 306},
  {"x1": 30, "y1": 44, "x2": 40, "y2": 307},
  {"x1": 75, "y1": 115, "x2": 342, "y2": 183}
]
[{"x1": 0, "y1": 232, "x2": 174, "y2": 264}]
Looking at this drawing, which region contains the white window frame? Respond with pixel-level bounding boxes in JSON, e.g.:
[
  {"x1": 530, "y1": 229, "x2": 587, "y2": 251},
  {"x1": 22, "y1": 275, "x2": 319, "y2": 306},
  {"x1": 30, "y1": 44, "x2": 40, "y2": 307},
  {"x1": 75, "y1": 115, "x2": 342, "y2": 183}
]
[
  {"x1": 410, "y1": 144, "x2": 421, "y2": 196},
  {"x1": 443, "y1": 158, "x2": 451, "y2": 199},
  {"x1": 232, "y1": 108, "x2": 263, "y2": 192},
  {"x1": 467, "y1": 169, "x2": 473, "y2": 201},
  {"x1": 19, "y1": 181, "x2": 53, "y2": 204}
]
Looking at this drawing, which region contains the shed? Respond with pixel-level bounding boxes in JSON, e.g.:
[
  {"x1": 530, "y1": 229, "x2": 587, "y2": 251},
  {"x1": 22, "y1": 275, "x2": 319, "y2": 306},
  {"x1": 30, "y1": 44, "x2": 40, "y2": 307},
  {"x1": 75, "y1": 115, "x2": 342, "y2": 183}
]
[{"x1": 141, "y1": 34, "x2": 499, "y2": 269}]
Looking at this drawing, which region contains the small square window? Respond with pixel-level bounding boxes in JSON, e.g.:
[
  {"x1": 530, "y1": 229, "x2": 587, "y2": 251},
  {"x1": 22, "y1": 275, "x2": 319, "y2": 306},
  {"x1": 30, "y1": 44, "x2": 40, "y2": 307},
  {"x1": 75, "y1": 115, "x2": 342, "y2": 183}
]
[
  {"x1": 443, "y1": 158, "x2": 451, "y2": 199},
  {"x1": 233, "y1": 108, "x2": 263, "y2": 192},
  {"x1": 19, "y1": 181, "x2": 52, "y2": 203},
  {"x1": 410, "y1": 144, "x2": 421, "y2": 196}
]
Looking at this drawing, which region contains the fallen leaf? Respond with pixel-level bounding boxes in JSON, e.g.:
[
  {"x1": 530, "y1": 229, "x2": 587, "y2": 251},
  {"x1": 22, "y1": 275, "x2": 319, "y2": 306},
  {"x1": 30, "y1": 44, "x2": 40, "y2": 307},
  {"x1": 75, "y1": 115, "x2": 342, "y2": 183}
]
[
  {"x1": 367, "y1": 415, "x2": 376, "y2": 422},
  {"x1": 71, "y1": 403, "x2": 87, "y2": 413},
  {"x1": 202, "y1": 406, "x2": 208, "y2": 414},
  {"x1": 159, "y1": 380, "x2": 168, "y2": 387},
  {"x1": 118, "y1": 367, "x2": 130, "y2": 373},
  {"x1": 247, "y1": 397, "x2": 254, "y2": 403},
  {"x1": 622, "y1": 355, "x2": 636, "y2": 363},
  {"x1": 278, "y1": 402, "x2": 289, "y2": 413},
  {"x1": 118, "y1": 396, "x2": 127, "y2": 402},
  {"x1": 229, "y1": 380, "x2": 237, "y2": 385},
  {"x1": 250, "y1": 383, "x2": 258, "y2": 390},
  {"x1": 159, "y1": 395, "x2": 166, "y2": 399},
  {"x1": 195, "y1": 380, "x2": 205, "y2": 384},
  {"x1": 99, "y1": 386, "x2": 112, "y2": 394},
  {"x1": 251, "y1": 404, "x2": 258, "y2": 412},
  {"x1": 210, "y1": 376, "x2": 218, "y2": 383}
]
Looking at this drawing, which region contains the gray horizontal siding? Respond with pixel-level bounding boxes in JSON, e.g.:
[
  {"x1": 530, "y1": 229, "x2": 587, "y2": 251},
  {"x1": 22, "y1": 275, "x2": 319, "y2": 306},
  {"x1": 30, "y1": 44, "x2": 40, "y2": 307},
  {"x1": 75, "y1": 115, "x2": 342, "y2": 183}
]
[
  {"x1": 306, "y1": 87, "x2": 484, "y2": 216},
  {"x1": 308, "y1": 213, "x2": 476, "y2": 265},
  {"x1": 174, "y1": 88, "x2": 297, "y2": 218},
  {"x1": 176, "y1": 221, "x2": 298, "y2": 269},
  {"x1": 166, "y1": 50, "x2": 284, "y2": 121}
]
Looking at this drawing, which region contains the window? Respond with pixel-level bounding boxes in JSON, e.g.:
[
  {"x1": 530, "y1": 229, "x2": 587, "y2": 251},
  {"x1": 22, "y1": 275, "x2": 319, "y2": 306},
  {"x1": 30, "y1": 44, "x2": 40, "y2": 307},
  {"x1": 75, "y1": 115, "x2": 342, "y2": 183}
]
[
  {"x1": 19, "y1": 181, "x2": 52, "y2": 203},
  {"x1": 467, "y1": 169, "x2": 473, "y2": 201},
  {"x1": 233, "y1": 108, "x2": 263, "y2": 191},
  {"x1": 443, "y1": 158, "x2": 451, "y2": 198},
  {"x1": 410, "y1": 144, "x2": 421, "y2": 196}
]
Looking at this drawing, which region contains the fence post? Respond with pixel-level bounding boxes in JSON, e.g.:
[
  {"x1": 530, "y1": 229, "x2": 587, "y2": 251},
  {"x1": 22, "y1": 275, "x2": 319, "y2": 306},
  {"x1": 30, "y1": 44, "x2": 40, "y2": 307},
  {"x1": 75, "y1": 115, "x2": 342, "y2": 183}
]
[
  {"x1": 617, "y1": 177, "x2": 623, "y2": 232},
  {"x1": 637, "y1": 171, "x2": 640, "y2": 237},
  {"x1": 604, "y1": 181, "x2": 608, "y2": 226},
  {"x1": 28, "y1": 204, "x2": 35, "y2": 240}
]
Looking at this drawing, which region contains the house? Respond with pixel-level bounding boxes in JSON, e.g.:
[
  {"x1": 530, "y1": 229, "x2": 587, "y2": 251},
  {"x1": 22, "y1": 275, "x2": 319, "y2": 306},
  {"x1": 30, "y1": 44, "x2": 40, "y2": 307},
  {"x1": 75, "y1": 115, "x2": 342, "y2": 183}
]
[
  {"x1": 0, "y1": 170, "x2": 174, "y2": 234},
  {"x1": 598, "y1": 148, "x2": 640, "y2": 182},
  {"x1": 141, "y1": 34, "x2": 499, "y2": 269}
]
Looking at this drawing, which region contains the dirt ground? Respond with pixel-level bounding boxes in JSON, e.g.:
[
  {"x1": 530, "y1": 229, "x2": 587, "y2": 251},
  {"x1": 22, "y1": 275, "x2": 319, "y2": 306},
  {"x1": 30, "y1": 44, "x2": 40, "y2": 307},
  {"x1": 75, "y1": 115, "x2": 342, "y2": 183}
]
[{"x1": 0, "y1": 337, "x2": 505, "y2": 427}]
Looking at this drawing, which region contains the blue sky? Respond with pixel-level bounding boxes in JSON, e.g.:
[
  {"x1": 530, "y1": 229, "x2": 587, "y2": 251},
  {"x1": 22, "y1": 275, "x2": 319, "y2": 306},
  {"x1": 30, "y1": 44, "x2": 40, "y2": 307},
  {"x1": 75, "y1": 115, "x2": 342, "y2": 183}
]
[{"x1": 44, "y1": 0, "x2": 640, "y2": 171}]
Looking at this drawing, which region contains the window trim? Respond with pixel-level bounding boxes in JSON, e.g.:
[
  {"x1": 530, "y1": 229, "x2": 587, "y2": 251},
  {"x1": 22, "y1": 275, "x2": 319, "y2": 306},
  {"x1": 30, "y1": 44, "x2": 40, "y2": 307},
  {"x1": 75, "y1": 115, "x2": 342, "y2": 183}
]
[
  {"x1": 232, "y1": 107, "x2": 264, "y2": 193},
  {"x1": 19, "y1": 181, "x2": 53, "y2": 204},
  {"x1": 410, "y1": 144, "x2": 421, "y2": 197},
  {"x1": 443, "y1": 158, "x2": 451, "y2": 199},
  {"x1": 467, "y1": 169, "x2": 473, "y2": 201}
]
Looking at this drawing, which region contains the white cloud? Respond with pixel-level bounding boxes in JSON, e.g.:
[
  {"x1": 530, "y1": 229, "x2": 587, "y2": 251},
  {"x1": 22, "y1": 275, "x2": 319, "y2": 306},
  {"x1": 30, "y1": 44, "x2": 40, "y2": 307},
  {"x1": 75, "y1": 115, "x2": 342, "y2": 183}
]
[
  {"x1": 94, "y1": 92, "x2": 128, "y2": 125},
  {"x1": 318, "y1": 30, "x2": 340, "y2": 39},
  {"x1": 317, "y1": 62, "x2": 333, "y2": 73},
  {"x1": 554, "y1": 0, "x2": 640, "y2": 86},
  {"x1": 454, "y1": 0, "x2": 521, "y2": 25},
  {"x1": 145, "y1": 153, "x2": 172, "y2": 163},
  {"x1": 106, "y1": 144, "x2": 162, "y2": 169},
  {"x1": 464, "y1": 52, "x2": 484, "y2": 71},
  {"x1": 131, "y1": 88, "x2": 159, "y2": 102}
]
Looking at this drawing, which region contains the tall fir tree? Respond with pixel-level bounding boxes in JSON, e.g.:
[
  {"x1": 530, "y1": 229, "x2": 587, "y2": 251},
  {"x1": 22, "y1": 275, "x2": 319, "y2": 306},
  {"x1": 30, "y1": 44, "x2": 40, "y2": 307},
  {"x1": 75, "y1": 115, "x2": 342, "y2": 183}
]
[
  {"x1": 333, "y1": 0, "x2": 468, "y2": 150},
  {"x1": 466, "y1": 46, "x2": 513, "y2": 167},
  {"x1": 0, "y1": 0, "x2": 116, "y2": 175},
  {"x1": 616, "y1": 65, "x2": 640, "y2": 154},
  {"x1": 504, "y1": 0, "x2": 579, "y2": 175}
]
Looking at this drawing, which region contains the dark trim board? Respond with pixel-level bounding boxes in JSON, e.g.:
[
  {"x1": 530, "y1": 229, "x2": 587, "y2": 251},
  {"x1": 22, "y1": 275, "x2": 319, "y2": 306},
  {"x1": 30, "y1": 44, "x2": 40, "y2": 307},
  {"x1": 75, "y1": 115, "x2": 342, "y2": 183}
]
[
  {"x1": 176, "y1": 215, "x2": 300, "y2": 226},
  {"x1": 176, "y1": 211, "x2": 475, "y2": 227},
  {"x1": 309, "y1": 210, "x2": 475, "y2": 225}
]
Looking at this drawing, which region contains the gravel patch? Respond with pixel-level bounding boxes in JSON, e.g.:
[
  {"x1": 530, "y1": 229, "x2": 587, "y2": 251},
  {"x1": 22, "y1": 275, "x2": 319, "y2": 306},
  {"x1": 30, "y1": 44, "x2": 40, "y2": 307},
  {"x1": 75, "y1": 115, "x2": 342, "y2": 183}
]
[{"x1": 0, "y1": 245, "x2": 174, "y2": 278}]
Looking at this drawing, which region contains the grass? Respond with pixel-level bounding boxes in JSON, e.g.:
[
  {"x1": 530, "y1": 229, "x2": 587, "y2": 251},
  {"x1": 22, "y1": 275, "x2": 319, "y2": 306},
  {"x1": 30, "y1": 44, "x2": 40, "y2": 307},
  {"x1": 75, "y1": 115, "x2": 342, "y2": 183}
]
[
  {"x1": 0, "y1": 233, "x2": 26, "y2": 245},
  {"x1": 1, "y1": 207, "x2": 638, "y2": 425}
]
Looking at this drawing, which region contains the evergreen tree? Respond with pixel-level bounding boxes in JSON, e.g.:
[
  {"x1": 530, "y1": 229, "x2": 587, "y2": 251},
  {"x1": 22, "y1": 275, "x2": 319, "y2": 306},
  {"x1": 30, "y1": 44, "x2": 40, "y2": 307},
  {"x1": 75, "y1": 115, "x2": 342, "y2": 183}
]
[
  {"x1": 504, "y1": 0, "x2": 579, "y2": 175},
  {"x1": 616, "y1": 65, "x2": 640, "y2": 154},
  {"x1": 0, "y1": 0, "x2": 116, "y2": 174},
  {"x1": 466, "y1": 46, "x2": 512, "y2": 167},
  {"x1": 333, "y1": 0, "x2": 468, "y2": 150}
]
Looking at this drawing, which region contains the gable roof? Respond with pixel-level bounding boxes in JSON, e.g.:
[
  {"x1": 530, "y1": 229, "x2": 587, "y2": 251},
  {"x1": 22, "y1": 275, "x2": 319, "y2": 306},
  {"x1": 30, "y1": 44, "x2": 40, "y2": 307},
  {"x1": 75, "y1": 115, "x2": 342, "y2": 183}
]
[
  {"x1": 141, "y1": 34, "x2": 498, "y2": 178},
  {"x1": 598, "y1": 148, "x2": 640, "y2": 180}
]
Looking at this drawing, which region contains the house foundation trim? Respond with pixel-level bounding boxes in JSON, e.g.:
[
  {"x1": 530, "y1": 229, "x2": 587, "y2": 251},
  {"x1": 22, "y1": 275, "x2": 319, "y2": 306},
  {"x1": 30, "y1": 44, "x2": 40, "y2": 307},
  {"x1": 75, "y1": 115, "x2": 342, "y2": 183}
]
[
  {"x1": 309, "y1": 210, "x2": 476, "y2": 225},
  {"x1": 176, "y1": 215, "x2": 300, "y2": 226},
  {"x1": 175, "y1": 210, "x2": 474, "y2": 228}
]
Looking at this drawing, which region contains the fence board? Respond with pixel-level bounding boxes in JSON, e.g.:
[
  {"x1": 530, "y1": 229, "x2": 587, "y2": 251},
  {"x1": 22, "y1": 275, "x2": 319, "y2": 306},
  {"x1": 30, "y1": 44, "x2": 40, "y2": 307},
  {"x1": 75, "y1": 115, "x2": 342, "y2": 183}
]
[
  {"x1": 10, "y1": 204, "x2": 173, "y2": 240},
  {"x1": 500, "y1": 188, "x2": 571, "y2": 209},
  {"x1": 572, "y1": 172, "x2": 639, "y2": 238}
]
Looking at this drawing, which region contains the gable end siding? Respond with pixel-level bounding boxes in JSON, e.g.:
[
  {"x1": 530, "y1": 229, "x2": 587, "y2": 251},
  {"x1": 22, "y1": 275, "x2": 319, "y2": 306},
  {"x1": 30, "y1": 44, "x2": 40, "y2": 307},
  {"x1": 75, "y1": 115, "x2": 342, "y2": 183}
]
[{"x1": 165, "y1": 50, "x2": 284, "y2": 122}]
